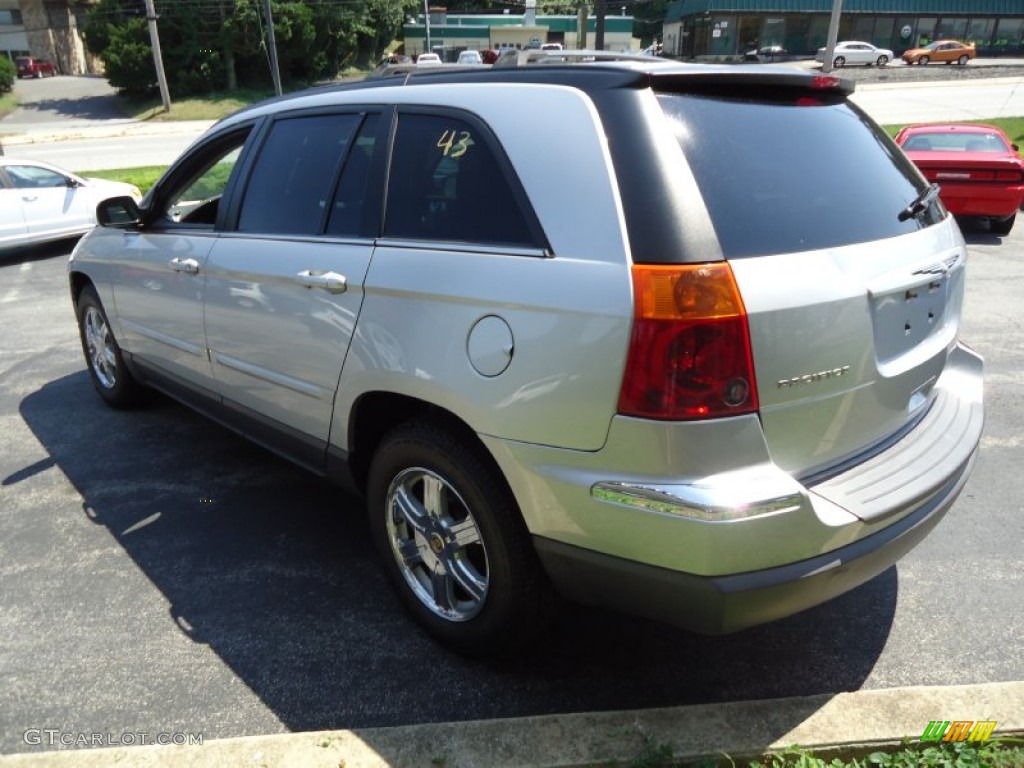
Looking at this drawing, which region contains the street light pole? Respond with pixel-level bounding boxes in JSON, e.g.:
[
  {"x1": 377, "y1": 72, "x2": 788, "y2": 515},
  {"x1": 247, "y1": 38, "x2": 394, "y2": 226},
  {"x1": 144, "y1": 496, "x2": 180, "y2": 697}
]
[
  {"x1": 424, "y1": 0, "x2": 432, "y2": 55},
  {"x1": 143, "y1": 0, "x2": 171, "y2": 112},
  {"x1": 822, "y1": 0, "x2": 843, "y2": 74}
]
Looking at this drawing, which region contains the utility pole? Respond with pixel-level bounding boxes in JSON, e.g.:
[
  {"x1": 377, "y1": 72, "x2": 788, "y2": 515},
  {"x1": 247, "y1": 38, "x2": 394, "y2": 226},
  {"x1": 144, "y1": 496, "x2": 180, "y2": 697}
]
[
  {"x1": 822, "y1": 0, "x2": 843, "y2": 74},
  {"x1": 263, "y1": 0, "x2": 282, "y2": 96},
  {"x1": 423, "y1": 0, "x2": 432, "y2": 55},
  {"x1": 577, "y1": 3, "x2": 588, "y2": 49},
  {"x1": 594, "y1": 0, "x2": 606, "y2": 51},
  {"x1": 143, "y1": 0, "x2": 171, "y2": 112}
]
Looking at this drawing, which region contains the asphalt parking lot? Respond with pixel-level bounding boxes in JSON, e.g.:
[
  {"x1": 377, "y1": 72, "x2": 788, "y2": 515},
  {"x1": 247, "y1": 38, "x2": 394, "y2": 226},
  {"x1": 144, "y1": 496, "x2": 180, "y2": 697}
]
[{"x1": 1, "y1": 214, "x2": 1021, "y2": 756}]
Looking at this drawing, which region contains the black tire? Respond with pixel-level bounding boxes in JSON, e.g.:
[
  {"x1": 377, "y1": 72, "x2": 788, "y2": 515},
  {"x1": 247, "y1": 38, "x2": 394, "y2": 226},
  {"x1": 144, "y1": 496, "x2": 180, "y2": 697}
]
[
  {"x1": 877, "y1": 55, "x2": 889, "y2": 66},
  {"x1": 958, "y1": 54, "x2": 970, "y2": 66},
  {"x1": 919, "y1": 55, "x2": 930, "y2": 65},
  {"x1": 992, "y1": 213, "x2": 1015, "y2": 236},
  {"x1": 367, "y1": 420, "x2": 557, "y2": 656},
  {"x1": 833, "y1": 56, "x2": 845, "y2": 68},
  {"x1": 76, "y1": 285, "x2": 150, "y2": 408}
]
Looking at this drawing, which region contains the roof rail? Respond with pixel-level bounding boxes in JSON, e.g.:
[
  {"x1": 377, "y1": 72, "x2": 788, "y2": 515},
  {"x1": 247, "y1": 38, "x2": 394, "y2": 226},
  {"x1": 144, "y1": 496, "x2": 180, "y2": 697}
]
[{"x1": 491, "y1": 49, "x2": 671, "y2": 68}]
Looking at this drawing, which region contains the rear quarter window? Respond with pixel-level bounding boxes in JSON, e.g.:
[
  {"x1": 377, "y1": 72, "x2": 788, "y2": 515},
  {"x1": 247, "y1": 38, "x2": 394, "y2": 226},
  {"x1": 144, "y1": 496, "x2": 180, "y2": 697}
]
[{"x1": 657, "y1": 90, "x2": 942, "y2": 258}]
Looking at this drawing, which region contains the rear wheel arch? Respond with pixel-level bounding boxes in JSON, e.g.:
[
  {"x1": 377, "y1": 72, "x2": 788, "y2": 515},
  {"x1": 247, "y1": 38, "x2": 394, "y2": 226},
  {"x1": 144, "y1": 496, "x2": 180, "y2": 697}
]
[{"x1": 346, "y1": 392, "x2": 485, "y2": 494}]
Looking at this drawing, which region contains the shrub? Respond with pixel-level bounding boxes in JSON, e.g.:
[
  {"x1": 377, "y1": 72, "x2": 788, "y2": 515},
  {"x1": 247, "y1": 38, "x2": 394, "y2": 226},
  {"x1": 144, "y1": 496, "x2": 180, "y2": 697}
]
[{"x1": 0, "y1": 57, "x2": 15, "y2": 93}]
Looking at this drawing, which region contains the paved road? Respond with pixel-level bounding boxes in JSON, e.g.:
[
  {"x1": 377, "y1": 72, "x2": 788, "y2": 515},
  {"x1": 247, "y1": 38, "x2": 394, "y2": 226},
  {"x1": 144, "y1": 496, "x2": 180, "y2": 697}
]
[
  {"x1": 852, "y1": 76, "x2": 1024, "y2": 124},
  {"x1": 1, "y1": 75, "x2": 129, "y2": 128}
]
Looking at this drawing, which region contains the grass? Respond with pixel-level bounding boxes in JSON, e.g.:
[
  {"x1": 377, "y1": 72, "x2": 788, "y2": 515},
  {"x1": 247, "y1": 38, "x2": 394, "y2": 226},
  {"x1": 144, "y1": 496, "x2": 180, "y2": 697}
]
[
  {"x1": 125, "y1": 88, "x2": 276, "y2": 122},
  {"x1": 77, "y1": 165, "x2": 167, "y2": 193},
  {"x1": 672, "y1": 738, "x2": 1024, "y2": 768},
  {"x1": 0, "y1": 91, "x2": 17, "y2": 121}
]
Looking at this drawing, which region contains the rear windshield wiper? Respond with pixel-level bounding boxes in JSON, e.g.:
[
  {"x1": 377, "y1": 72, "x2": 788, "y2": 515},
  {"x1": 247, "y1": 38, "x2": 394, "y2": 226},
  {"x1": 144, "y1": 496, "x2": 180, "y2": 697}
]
[{"x1": 898, "y1": 184, "x2": 940, "y2": 222}]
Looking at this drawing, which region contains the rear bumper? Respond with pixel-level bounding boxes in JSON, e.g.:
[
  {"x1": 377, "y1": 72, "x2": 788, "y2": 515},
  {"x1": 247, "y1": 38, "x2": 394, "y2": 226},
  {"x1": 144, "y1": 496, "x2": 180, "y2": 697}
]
[
  {"x1": 535, "y1": 443, "x2": 975, "y2": 634},
  {"x1": 939, "y1": 184, "x2": 1024, "y2": 219},
  {"x1": 487, "y1": 343, "x2": 983, "y2": 634}
]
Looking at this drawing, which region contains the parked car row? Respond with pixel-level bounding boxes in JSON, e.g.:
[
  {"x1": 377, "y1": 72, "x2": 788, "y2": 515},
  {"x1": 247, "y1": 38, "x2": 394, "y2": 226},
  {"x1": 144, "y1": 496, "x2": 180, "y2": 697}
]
[{"x1": 753, "y1": 39, "x2": 977, "y2": 68}]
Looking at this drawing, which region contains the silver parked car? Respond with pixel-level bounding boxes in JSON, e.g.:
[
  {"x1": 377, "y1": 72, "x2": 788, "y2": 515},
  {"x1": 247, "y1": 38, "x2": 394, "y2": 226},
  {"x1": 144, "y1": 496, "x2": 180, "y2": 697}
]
[
  {"x1": 816, "y1": 40, "x2": 894, "y2": 67},
  {"x1": 69, "y1": 58, "x2": 984, "y2": 656}
]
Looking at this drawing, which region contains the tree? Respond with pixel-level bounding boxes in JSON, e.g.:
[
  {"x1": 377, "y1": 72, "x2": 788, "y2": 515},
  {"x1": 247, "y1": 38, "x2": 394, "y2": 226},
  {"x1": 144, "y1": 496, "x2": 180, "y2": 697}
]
[{"x1": 83, "y1": 0, "x2": 417, "y2": 97}]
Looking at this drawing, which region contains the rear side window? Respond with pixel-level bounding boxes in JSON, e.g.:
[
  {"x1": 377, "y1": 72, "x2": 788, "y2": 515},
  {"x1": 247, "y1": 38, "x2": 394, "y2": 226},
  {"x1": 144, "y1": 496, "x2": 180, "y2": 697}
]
[
  {"x1": 239, "y1": 113, "x2": 361, "y2": 236},
  {"x1": 658, "y1": 91, "x2": 942, "y2": 258},
  {"x1": 384, "y1": 113, "x2": 539, "y2": 247}
]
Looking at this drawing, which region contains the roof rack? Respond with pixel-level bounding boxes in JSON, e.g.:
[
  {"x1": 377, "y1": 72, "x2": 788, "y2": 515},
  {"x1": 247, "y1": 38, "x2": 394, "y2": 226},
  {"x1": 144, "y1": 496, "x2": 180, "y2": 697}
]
[{"x1": 491, "y1": 49, "x2": 672, "y2": 68}]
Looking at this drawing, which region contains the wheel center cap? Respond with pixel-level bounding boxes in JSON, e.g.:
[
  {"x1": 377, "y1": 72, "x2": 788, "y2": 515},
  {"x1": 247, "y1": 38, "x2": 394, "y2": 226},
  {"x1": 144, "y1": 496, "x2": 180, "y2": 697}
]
[{"x1": 429, "y1": 533, "x2": 445, "y2": 554}]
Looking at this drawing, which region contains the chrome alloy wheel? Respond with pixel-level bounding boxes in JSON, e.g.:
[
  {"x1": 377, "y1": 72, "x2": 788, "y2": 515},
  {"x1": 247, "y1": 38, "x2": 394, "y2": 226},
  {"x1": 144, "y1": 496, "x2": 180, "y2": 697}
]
[
  {"x1": 83, "y1": 305, "x2": 117, "y2": 390},
  {"x1": 385, "y1": 467, "x2": 489, "y2": 622}
]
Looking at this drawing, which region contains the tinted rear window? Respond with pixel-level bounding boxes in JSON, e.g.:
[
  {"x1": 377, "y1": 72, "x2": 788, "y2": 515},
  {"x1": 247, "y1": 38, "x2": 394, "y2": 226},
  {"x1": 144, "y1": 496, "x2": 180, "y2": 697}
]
[{"x1": 658, "y1": 91, "x2": 942, "y2": 259}]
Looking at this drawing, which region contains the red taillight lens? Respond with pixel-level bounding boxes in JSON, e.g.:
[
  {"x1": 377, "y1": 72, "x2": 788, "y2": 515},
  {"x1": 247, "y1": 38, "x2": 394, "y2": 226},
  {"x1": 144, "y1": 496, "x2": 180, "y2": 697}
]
[
  {"x1": 617, "y1": 263, "x2": 759, "y2": 420},
  {"x1": 993, "y1": 170, "x2": 1024, "y2": 182},
  {"x1": 810, "y1": 75, "x2": 841, "y2": 90}
]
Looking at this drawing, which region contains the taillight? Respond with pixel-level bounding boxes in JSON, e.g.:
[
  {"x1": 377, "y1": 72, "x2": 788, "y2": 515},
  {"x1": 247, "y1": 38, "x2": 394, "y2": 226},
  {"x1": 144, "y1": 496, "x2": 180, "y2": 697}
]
[
  {"x1": 993, "y1": 170, "x2": 1024, "y2": 182},
  {"x1": 618, "y1": 263, "x2": 759, "y2": 420}
]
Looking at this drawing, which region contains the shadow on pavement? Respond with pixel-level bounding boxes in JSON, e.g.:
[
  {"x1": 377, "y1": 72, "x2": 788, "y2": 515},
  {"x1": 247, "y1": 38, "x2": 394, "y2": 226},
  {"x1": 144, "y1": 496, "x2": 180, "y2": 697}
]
[
  {"x1": 6, "y1": 95, "x2": 128, "y2": 122},
  {"x1": 15, "y1": 372, "x2": 897, "y2": 735},
  {"x1": 0, "y1": 238, "x2": 81, "y2": 267}
]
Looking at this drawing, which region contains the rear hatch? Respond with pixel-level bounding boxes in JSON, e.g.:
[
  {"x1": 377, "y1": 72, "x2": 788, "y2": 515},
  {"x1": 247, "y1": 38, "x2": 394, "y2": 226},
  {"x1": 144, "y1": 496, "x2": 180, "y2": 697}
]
[{"x1": 651, "y1": 76, "x2": 964, "y2": 480}]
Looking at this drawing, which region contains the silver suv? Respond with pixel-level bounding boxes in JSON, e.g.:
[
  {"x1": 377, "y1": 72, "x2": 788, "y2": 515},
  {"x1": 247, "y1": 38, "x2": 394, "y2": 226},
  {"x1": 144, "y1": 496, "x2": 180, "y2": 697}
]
[{"x1": 69, "y1": 58, "x2": 984, "y2": 656}]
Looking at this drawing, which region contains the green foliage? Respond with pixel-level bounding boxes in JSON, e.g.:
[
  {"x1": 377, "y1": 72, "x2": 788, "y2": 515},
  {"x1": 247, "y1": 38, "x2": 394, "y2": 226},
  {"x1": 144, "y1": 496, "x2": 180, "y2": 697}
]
[
  {"x1": 629, "y1": 735, "x2": 676, "y2": 768},
  {"x1": 0, "y1": 56, "x2": 15, "y2": 93},
  {"x1": 736, "y1": 739, "x2": 1024, "y2": 768},
  {"x1": 83, "y1": 0, "x2": 419, "y2": 98},
  {"x1": 0, "y1": 91, "x2": 17, "y2": 120},
  {"x1": 77, "y1": 166, "x2": 168, "y2": 196}
]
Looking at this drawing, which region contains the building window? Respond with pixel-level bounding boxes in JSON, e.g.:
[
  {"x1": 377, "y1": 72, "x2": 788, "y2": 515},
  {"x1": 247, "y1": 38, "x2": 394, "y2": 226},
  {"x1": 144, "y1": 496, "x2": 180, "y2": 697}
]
[
  {"x1": 0, "y1": 10, "x2": 24, "y2": 25},
  {"x1": 967, "y1": 17, "x2": 996, "y2": 51},
  {"x1": 992, "y1": 17, "x2": 1024, "y2": 54}
]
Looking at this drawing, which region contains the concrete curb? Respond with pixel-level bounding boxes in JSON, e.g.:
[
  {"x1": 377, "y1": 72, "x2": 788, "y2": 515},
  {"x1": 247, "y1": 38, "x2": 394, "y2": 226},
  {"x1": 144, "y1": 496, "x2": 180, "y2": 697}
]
[{"x1": 2, "y1": 681, "x2": 1021, "y2": 767}]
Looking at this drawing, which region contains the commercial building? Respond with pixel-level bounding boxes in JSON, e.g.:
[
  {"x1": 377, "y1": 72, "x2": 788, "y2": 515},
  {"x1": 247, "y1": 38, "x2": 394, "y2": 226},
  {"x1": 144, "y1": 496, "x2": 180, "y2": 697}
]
[
  {"x1": 403, "y1": 2, "x2": 636, "y2": 57},
  {"x1": 662, "y1": 0, "x2": 1024, "y2": 58}
]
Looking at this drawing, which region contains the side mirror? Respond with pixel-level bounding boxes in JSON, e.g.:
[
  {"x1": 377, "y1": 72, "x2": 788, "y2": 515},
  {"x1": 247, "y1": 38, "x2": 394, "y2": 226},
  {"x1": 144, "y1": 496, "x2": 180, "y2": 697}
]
[
  {"x1": 1013, "y1": 143, "x2": 1020, "y2": 153},
  {"x1": 97, "y1": 196, "x2": 143, "y2": 227}
]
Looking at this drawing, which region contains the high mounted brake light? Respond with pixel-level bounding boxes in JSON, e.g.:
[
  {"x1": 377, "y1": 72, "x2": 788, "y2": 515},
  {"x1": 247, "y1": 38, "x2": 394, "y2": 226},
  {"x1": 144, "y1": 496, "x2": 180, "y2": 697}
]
[
  {"x1": 618, "y1": 263, "x2": 759, "y2": 420},
  {"x1": 811, "y1": 75, "x2": 841, "y2": 90}
]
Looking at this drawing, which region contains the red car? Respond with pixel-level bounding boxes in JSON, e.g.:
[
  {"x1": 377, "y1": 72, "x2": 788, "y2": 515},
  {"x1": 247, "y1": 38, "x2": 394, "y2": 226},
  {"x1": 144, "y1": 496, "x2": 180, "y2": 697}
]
[
  {"x1": 16, "y1": 56, "x2": 58, "y2": 78},
  {"x1": 895, "y1": 124, "x2": 1024, "y2": 235}
]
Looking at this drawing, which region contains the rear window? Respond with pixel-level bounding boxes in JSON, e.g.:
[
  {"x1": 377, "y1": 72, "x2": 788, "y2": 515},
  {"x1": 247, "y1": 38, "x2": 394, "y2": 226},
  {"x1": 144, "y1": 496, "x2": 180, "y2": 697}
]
[{"x1": 658, "y1": 91, "x2": 943, "y2": 259}]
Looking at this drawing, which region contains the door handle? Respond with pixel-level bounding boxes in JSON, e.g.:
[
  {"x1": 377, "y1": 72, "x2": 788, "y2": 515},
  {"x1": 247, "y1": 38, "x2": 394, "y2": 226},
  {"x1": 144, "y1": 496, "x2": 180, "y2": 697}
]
[
  {"x1": 21, "y1": 195, "x2": 38, "y2": 203},
  {"x1": 296, "y1": 269, "x2": 347, "y2": 294},
  {"x1": 168, "y1": 257, "x2": 200, "y2": 274}
]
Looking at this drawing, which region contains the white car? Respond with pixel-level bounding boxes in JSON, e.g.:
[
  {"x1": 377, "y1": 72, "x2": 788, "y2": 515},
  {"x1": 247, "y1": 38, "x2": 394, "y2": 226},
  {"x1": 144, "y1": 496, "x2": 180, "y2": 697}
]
[
  {"x1": 416, "y1": 53, "x2": 442, "y2": 67},
  {"x1": 816, "y1": 41, "x2": 893, "y2": 68},
  {"x1": 457, "y1": 50, "x2": 483, "y2": 65},
  {"x1": 0, "y1": 158, "x2": 140, "y2": 251}
]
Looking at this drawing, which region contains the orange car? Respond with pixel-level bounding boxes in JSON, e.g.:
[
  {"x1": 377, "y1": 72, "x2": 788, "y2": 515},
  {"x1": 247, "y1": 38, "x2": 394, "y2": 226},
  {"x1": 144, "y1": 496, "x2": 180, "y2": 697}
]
[{"x1": 901, "y1": 40, "x2": 976, "y2": 66}]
